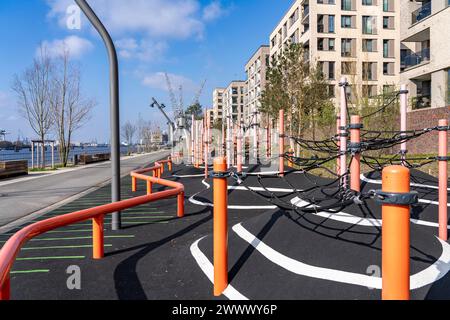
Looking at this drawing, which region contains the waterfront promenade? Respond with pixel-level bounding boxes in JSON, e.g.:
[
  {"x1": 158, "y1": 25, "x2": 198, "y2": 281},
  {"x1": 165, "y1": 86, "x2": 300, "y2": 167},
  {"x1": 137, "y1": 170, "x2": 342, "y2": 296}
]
[{"x1": 0, "y1": 150, "x2": 170, "y2": 230}]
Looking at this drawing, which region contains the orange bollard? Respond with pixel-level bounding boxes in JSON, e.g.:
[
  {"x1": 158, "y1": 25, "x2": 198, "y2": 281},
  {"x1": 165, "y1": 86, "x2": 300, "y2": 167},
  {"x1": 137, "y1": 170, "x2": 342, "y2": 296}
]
[
  {"x1": 168, "y1": 160, "x2": 173, "y2": 171},
  {"x1": 279, "y1": 109, "x2": 285, "y2": 177},
  {"x1": 350, "y1": 115, "x2": 361, "y2": 192},
  {"x1": 381, "y1": 165, "x2": 411, "y2": 300},
  {"x1": 93, "y1": 215, "x2": 104, "y2": 259},
  {"x1": 177, "y1": 192, "x2": 185, "y2": 218},
  {"x1": 288, "y1": 148, "x2": 294, "y2": 168},
  {"x1": 237, "y1": 129, "x2": 242, "y2": 173},
  {"x1": 0, "y1": 274, "x2": 10, "y2": 300},
  {"x1": 438, "y1": 119, "x2": 448, "y2": 241},
  {"x1": 147, "y1": 180, "x2": 153, "y2": 195},
  {"x1": 213, "y1": 157, "x2": 228, "y2": 296},
  {"x1": 132, "y1": 176, "x2": 137, "y2": 192}
]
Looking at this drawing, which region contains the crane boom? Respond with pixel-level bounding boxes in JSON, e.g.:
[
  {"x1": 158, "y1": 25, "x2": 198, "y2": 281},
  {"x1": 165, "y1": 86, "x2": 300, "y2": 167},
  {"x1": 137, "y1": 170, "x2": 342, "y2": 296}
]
[{"x1": 151, "y1": 98, "x2": 175, "y2": 130}]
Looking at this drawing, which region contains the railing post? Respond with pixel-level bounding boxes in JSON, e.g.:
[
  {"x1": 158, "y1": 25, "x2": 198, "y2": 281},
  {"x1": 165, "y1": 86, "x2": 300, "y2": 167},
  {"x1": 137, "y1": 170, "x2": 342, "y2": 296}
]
[
  {"x1": 438, "y1": 119, "x2": 448, "y2": 241},
  {"x1": 400, "y1": 85, "x2": 408, "y2": 164},
  {"x1": 339, "y1": 78, "x2": 348, "y2": 188},
  {"x1": 131, "y1": 176, "x2": 137, "y2": 192},
  {"x1": 336, "y1": 116, "x2": 341, "y2": 176},
  {"x1": 237, "y1": 124, "x2": 243, "y2": 173},
  {"x1": 381, "y1": 165, "x2": 411, "y2": 300},
  {"x1": 168, "y1": 159, "x2": 173, "y2": 171},
  {"x1": 279, "y1": 109, "x2": 285, "y2": 177},
  {"x1": 213, "y1": 157, "x2": 228, "y2": 296},
  {"x1": 350, "y1": 115, "x2": 361, "y2": 192},
  {"x1": 177, "y1": 191, "x2": 185, "y2": 218},
  {"x1": 147, "y1": 180, "x2": 152, "y2": 195},
  {"x1": 0, "y1": 274, "x2": 10, "y2": 300},
  {"x1": 93, "y1": 215, "x2": 104, "y2": 259}
]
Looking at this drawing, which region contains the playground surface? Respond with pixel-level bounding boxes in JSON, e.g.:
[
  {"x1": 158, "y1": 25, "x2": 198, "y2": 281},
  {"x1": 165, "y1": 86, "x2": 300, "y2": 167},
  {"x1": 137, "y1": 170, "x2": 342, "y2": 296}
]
[{"x1": 1, "y1": 160, "x2": 450, "y2": 300}]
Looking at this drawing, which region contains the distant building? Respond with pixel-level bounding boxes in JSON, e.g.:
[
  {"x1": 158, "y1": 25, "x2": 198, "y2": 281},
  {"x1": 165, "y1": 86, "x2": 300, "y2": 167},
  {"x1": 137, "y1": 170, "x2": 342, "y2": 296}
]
[
  {"x1": 223, "y1": 81, "x2": 246, "y2": 125},
  {"x1": 244, "y1": 45, "x2": 270, "y2": 125},
  {"x1": 212, "y1": 88, "x2": 226, "y2": 123}
]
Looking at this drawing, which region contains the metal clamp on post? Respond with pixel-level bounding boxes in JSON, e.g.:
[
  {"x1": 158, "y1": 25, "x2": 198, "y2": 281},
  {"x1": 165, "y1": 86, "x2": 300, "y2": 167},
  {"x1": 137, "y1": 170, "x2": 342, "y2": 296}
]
[
  {"x1": 210, "y1": 171, "x2": 232, "y2": 179},
  {"x1": 348, "y1": 142, "x2": 362, "y2": 154},
  {"x1": 436, "y1": 126, "x2": 450, "y2": 132},
  {"x1": 436, "y1": 156, "x2": 450, "y2": 161},
  {"x1": 374, "y1": 190, "x2": 419, "y2": 206},
  {"x1": 398, "y1": 89, "x2": 409, "y2": 95},
  {"x1": 347, "y1": 123, "x2": 364, "y2": 130}
]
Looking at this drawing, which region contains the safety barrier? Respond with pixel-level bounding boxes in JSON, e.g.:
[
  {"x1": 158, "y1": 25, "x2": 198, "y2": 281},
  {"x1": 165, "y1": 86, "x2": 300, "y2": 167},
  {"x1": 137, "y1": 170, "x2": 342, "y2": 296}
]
[{"x1": 0, "y1": 157, "x2": 184, "y2": 300}]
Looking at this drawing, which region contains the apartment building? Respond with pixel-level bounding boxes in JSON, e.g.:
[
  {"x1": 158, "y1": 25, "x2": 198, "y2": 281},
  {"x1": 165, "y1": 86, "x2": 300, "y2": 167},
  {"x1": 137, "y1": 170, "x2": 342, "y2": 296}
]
[
  {"x1": 223, "y1": 81, "x2": 246, "y2": 124},
  {"x1": 269, "y1": 0, "x2": 400, "y2": 102},
  {"x1": 212, "y1": 88, "x2": 225, "y2": 122},
  {"x1": 244, "y1": 45, "x2": 270, "y2": 125},
  {"x1": 400, "y1": 0, "x2": 450, "y2": 110}
]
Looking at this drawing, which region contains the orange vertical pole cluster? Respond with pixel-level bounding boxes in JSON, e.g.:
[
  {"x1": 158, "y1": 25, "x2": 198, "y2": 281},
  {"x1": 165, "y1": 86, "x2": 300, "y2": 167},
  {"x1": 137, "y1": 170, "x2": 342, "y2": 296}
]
[
  {"x1": 177, "y1": 191, "x2": 185, "y2": 218},
  {"x1": 381, "y1": 165, "x2": 410, "y2": 300},
  {"x1": 0, "y1": 274, "x2": 10, "y2": 300},
  {"x1": 93, "y1": 215, "x2": 105, "y2": 259},
  {"x1": 438, "y1": 119, "x2": 448, "y2": 241},
  {"x1": 279, "y1": 109, "x2": 285, "y2": 177},
  {"x1": 213, "y1": 157, "x2": 228, "y2": 296},
  {"x1": 350, "y1": 115, "x2": 361, "y2": 192}
]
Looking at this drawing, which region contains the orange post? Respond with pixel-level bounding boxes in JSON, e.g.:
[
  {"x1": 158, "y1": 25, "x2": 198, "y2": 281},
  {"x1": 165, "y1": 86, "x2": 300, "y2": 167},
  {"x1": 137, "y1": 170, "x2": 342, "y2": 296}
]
[
  {"x1": 147, "y1": 180, "x2": 153, "y2": 195},
  {"x1": 279, "y1": 109, "x2": 285, "y2": 177},
  {"x1": 132, "y1": 176, "x2": 137, "y2": 192},
  {"x1": 350, "y1": 115, "x2": 361, "y2": 192},
  {"x1": 288, "y1": 148, "x2": 294, "y2": 168},
  {"x1": 213, "y1": 157, "x2": 228, "y2": 296},
  {"x1": 168, "y1": 160, "x2": 173, "y2": 171},
  {"x1": 0, "y1": 274, "x2": 10, "y2": 300},
  {"x1": 177, "y1": 192, "x2": 185, "y2": 218},
  {"x1": 336, "y1": 116, "x2": 341, "y2": 176},
  {"x1": 93, "y1": 215, "x2": 104, "y2": 259},
  {"x1": 237, "y1": 127, "x2": 242, "y2": 173},
  {"x1": 439, "y1": 119, "x2": 448, "y2": 241},
  {"x1": 382, "y1": 165, "x2": 410, "y2": 300}
]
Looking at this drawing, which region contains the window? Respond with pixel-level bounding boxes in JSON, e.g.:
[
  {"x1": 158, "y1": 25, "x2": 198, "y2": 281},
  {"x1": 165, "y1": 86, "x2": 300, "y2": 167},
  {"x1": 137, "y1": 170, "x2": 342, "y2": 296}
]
[
  {"x1": 363, "y1": 16, "x2": 377, "y2": 34},
  {"x1": 318, "y1": 38, "x2": 324, "y2": 51},
  {"x1": 329, "y1": 38, "x2": 335, "y2": 51},
  {"x1": 326, "y1": 85, "x2": 335, "y2": 98},
  {"x1": 383, "y1": 0, "x2": 394, "y2": 12},
  {"x1": 342, "y1": 61, "x2": 356, "y2": 74},
  {"x1": 363, "y1": 62, "x2": 377, "y2": 80},
  {"x1": 318, "y1": 0, "x2": 335, "y2": 4},
  {"x1": 383, "y1": 62, "x2": 395, "y2": 75},
  {"x1": 328, "y1": 15, "x2": 335, "y2": 32},
  {"x1": 341, "y1": 15, "x2": 353, "y2": 28},
  {"x1": 341, "y1": 38, "x2": 355, "y2": 57},
  {"x1": 383, "y1": 16, "x2": 394, "y2": 29},
  {"x1": 383, "y1": 39, "x2": 394, "y2": 58},
  {"x1": 341, "y1": 0, "x2": 353, "y2": 10},
  {"x1": 318, "y1": 38, "x2": 335, "y2": 51},
  {"x1": 329, "y1": 62, "x2": 335, "y2": 79},
  {"x1": 362, "y1": 0, "x2": 373, "y2": 5},
  {"x1": 362, "y1": 39, "x2": 377, "y2": 52},
  {"x1": 362, "y1": 85, "x2": 377, "y2": 98}
]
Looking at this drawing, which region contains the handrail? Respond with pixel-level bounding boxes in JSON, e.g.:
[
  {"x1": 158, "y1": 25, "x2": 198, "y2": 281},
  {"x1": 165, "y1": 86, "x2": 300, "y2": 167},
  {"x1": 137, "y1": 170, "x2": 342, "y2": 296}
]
[{"x1": 0, "y1": 157, "x2": 184, "y2": 300}]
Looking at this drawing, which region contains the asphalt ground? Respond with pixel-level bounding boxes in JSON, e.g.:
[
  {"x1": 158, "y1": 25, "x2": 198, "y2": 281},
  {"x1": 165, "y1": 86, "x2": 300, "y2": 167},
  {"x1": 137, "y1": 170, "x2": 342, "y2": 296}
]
[{"x1": 1, "y1": 162, "x2": 450, "y2": 300}]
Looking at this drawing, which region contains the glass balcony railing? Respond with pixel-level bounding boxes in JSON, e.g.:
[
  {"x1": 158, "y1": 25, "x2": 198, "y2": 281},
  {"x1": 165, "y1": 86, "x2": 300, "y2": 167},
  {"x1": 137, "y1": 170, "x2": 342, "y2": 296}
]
[
  {"x1": 403, "y1": 47, "x2": 430, "y2": 68},
  {"x1": 303, "y1": 6, "x2": 310, "y2": 19},
  {"x1": 412, "y1": 2, "x2": 431, "y2": 24}
]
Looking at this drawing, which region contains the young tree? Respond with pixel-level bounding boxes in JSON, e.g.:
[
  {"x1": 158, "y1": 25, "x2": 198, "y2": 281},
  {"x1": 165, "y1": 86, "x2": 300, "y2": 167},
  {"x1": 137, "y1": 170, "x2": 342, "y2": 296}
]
[
  {"x1": 12, "y1": 46, "x2": 53, "y2": 168},
  {"x1": 122, "y1": 121, "x2": 137, "y2": 154},
  {"x1": 50, "y1": 48, "x2": 95, "y2": 167},
  {"x1": 185, "y1": 102, "x2": 204, "y2": 120},
  {"x1": 260, "y1": 42, "x2": 334, "y2": 152}
]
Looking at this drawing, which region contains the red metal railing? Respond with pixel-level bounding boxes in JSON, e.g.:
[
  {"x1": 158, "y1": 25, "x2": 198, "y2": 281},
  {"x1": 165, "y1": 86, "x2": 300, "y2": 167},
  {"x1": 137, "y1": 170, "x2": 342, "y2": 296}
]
[{"x1": 0, "y1": 157, "x2": 184, "y2": 300}]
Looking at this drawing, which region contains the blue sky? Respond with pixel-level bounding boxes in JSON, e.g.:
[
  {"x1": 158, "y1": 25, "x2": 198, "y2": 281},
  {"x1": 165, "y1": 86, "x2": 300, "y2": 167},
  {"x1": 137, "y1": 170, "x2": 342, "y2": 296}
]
[{"x1": 0, "y1": 0, "x2": 291, "y2": 143}]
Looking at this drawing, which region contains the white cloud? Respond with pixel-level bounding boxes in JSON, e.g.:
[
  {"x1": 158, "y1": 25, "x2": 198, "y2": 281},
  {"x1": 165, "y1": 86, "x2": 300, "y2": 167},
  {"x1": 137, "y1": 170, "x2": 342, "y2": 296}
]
[
  {"x1": 142, "y1": 72, "x2": 198, "y2": 93},
  {"x1": 0, "y1": 92, "x2": 8, "y2": 108},
  {"x1": 46, "y1": 0, "x2": 207, "y2": 39},
  {"x1": 39, "y1": 35, "x2": 94, "y2": 59},
  {"x1": 116, "y1": 38, "x2": 168, "y2": 62},
  {"x1": 202, "y1": 1, "x2": 226, "y2": 21}
]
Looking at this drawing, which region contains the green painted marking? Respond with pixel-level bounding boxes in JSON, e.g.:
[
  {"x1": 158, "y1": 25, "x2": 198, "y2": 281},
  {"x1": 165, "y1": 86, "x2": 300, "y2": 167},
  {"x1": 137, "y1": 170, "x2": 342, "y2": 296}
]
[
  {"x1": 29, "y1": 235, "x2": 134, "y2": 242},
  {"x1": 17, "y1": 256, "x2": 85, "y2": 261},
  {"x1": 22, "y1": 244, "x2": 113, "y2": 250},
  {"x1": 11, "y1": 270, "x2": 50, "y2": 274}
]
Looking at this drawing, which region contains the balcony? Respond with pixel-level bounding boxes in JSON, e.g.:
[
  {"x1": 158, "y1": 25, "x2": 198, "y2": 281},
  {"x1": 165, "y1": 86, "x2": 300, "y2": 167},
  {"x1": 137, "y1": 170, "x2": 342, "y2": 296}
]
[
  {"x1": 412, "y1": 95, "x2": 431, "y2": 110},
  {"x1": 302, "y1": 6, "x2": 310, "y2": 20},
  {"x1": 403, "y1": 47, "x2": 430, "y2": 69},
  {"x1": 411, "y1": 2, "x2": 431, "y2": 25}
]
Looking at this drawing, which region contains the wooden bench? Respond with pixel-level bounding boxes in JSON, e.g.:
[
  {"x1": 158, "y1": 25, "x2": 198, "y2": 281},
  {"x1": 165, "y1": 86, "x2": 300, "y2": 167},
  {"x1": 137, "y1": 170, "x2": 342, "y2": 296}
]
[
  {"x1": 0, "y1": 160, "x2": 28, "y2": 178},
  {"x1": 78, "y1": 153, "x2": 111, "y2": 165}
]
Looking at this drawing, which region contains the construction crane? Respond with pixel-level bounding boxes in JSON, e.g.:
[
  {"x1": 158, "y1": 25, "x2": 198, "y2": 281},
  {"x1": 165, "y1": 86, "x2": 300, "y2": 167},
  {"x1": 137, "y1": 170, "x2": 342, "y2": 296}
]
[
  {"x1": 0, "y1": 130, "x2": 9, "y2": 142},
  {"x1": 150, "y1": 97, "x2": 175, "y2": 145}
]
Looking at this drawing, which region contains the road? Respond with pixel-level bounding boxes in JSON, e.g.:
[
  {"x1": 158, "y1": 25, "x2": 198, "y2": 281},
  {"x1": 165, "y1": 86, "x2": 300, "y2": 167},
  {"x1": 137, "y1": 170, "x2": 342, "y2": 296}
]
[{"x1": 0, "y1": 150, "x2": 170, "y2": 228}]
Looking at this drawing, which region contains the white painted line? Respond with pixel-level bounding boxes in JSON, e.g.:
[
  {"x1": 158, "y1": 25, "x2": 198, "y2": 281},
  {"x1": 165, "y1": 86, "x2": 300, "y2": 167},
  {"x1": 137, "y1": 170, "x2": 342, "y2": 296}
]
[
  {"x1": 361, "y1": 174, "x2": 449, "y2": 191},
  {"x1": 190, "y1": 237, "x2": 249, "y2": 300},
  {"x1": 290, "y1": 197, "x2": 450, "y2": 229},
  {"x1": 173, "y1": 174, "x2": 205, "y2": 178},
  {"x1": 233, "y1": 223, "x2": 450, "y2": 290}
]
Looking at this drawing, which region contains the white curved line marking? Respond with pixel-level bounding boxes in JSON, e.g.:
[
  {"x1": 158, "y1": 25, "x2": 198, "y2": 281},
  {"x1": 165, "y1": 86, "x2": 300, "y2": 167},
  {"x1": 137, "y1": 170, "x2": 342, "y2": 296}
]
[
  {"x1": 290, "y1": 197, "x2": 450, "y2": 229},
  {"x1": 173, "y1": 174, "x2": 205, "y2": 178},
  {"x1": 361, "y1": 174, "x2": 450, "y2": 191},
  {"x1": 233, "y1": 223, "x2": 450, "y2": 290},
  {"x1": 190, "y1": 237, "x2": 249, "y2": 300}
]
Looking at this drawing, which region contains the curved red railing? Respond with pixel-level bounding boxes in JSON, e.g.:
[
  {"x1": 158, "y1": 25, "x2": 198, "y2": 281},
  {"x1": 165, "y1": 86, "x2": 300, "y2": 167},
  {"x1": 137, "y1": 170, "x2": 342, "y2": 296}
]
[{"x1": 0, "y1": 157, "x2": 184, "y2": 300}]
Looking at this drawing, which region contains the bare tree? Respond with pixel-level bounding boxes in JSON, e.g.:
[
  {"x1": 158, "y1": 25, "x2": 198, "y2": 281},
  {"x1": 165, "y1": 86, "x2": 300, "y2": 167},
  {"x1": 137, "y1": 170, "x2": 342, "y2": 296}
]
[
  {"x1": 50, "y1": 48, "x2": 95, "y2": 167},
  {"x1": 122, "y1": 121, "x2": 137, "y2": 154},
  {"x1": 12, "y1": 46, "x2": 53, "y2": 168}
]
